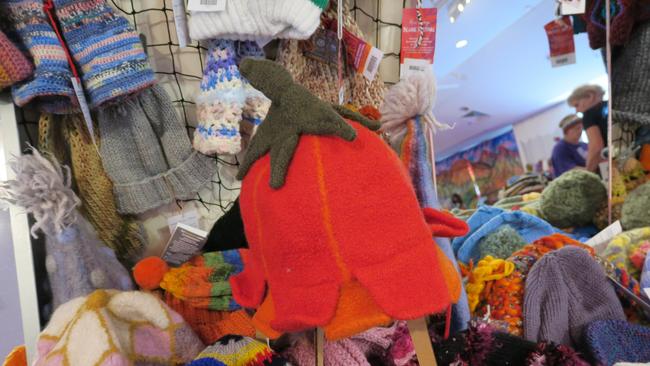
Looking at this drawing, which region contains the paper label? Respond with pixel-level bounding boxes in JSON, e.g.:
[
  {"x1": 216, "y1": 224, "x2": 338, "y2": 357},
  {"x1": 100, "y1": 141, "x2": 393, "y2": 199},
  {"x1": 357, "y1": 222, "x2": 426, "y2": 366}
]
[
  {"x1": 362, "y1": 46, "x2": 383, "y2": 81},
  {"x1": 586, "y1": 220, "x2": 622, "y2": 255},
  {"x1": 400, "y1": 7, "x2": 437, "y2": 79},
  {"x1": 161, "y1": 223, "x2": 207, "y2": 266},
  {"x1": 302, "y1": 29, "x2": 339, "y2": 66},
  {"x1": 257, "y1": 36, "x2": 273, "y2": 48},
  {"x1": 172, "y1": 0, "x2": 191, "y2": 47},
  {"x1": 599, "y1": 161, "x2": 610, "y2": 181},
  {"x1": 559, "y1": 0, "x2": 586, "y2": 15},
  {"x1": 187, "y1": 0, "x2": 226, "y2": 12},
  {"x1": 71, "y1": 77, "x2": 97, "y2": 146},
  {"x1": 338, "y1": 85, "x2": 345, "y2": 105},
  {"x1": 544, "y1": 17, "x2": 576, "y2": 68},
  {"x1": 167, "y1": 208, "x2": 200, "y2": 233},
  {"x1": 645, "y1": 288, "x2": 650, "y2": 299}
]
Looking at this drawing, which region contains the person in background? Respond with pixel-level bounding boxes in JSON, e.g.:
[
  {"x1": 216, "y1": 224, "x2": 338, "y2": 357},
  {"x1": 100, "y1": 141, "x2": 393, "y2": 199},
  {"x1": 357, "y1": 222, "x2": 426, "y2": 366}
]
[
  {"x1": 567, "y1": 84, "x2": 608, "y2": 172},
  {"x1": 551, "y1": 114, "x2": 588, "y2": 177},
  {"x1": 451, "y1": 193, "x2": 464, "y2": 209}
]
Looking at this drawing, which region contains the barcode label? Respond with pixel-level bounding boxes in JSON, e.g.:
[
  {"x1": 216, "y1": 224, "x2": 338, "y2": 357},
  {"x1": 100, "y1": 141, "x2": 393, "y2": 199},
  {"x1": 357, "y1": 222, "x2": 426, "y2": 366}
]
[
  {"x1": 362, "y1": 46, "x2": 383, "y2": 81},
  {"x1": 187, "y1": 0, "x2": 226, "y2": 12},
  {"x1": 201, "y1": 0, "x2": 218, "y2": 4},
  {"x1": 400, "y1": 58, "x2": 431, "y2": 79},
  {"x1": 409, "y1": 65, "x2": 427, "y2": 71},
  {"x1": 550, "y1": 53, "x2": 576, "y2": 68}
]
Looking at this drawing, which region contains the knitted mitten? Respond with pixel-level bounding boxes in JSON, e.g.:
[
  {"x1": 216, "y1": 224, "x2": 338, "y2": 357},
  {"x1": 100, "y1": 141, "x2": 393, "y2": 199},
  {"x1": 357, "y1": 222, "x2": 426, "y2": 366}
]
[
  {"x1": 52, "y1": 0, "x2": 155, "y2": 108},
  {"x1": 0, "y1": 0, "x2": 76, "y2": 113},
  {"x1": 195, "y1": 39, "x2": 247, "y2": 155},
  {"x1": 0, "y1": 30, "x2": 33, "y2": 89}
]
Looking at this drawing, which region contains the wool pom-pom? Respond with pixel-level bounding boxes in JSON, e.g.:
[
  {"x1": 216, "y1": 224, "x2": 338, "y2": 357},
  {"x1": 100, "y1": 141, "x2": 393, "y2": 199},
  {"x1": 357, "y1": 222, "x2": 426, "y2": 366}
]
[
  {"x1": 133, "y1": 256, "x2": 169, "y2": 290},
  {"x1": 621, "y1": 181, "x2": 650, "y2": 230},
  {"x1": 540, "y1": 170, "x2": 607, "y2": 228}
]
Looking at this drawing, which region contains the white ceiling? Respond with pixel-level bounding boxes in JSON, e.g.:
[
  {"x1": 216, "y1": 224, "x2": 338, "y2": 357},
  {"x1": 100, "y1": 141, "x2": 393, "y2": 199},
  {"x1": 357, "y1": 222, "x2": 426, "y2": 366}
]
[{"x1": 429, "y1": 0, "x2": 607, "y2": 158}]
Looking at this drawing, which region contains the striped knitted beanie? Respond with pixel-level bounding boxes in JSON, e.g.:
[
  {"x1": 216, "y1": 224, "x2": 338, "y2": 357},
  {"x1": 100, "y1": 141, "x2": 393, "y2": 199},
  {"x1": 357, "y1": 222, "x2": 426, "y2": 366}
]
[
  {"x1": 187, "y1": 335, "x2": 288, "y2": 366},
  {"x1": 53, "y1": 0, "x2": 155, "y2": 108},
  {"x1": 188, "y1": 0, "x2": 328, "y2": 41},
  {"x1": 0, "y1": 0, "x2": 76, "y2": 113},
  {"x1": 0, "y1": 30, "x2": 32, "y2": 89}
]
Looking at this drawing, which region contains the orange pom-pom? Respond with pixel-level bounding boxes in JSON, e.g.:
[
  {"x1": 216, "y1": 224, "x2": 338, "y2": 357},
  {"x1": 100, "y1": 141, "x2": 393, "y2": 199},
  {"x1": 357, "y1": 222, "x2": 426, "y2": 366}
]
[
  {"x1": 133, "y1": 256, "x2": 169, "y2": 290},
  {"x1": 359, "y1": 105, "x2": 381, "y2": 121}
]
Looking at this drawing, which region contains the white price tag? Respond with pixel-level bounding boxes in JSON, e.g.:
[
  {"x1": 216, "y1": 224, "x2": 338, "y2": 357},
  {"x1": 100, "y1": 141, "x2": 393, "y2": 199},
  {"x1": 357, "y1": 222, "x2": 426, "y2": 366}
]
[
  {"x1": 172, "y1": 0, "x2": 191, "y2": 47},
  {"x1": 161, "y1": 223, "x2": 207, "y2": 266},
  {"x1": 559, "y1": 0, "x2": 586, "y2": 15},
  {"x1": 71, "y1": 77, "x2": 97, "y2": 146},
  {"x1": 586, "y1": 220, "x2": 622, "y2": 255},
  {"x1": 167, "y1": 208, "x2": 200, "y2": 233},
  {"x1": 187, "y1": 0, "x2": 226, "y2": 12},
  {"x1": 362, "y1": 46, "x2": 383, "y2": 81},
  {"x1": 400, "y1": 58, "x2": 431, "y2": 79},
  {"x1": 645, "y1": 288, "x2": 650, "y2": 299}
]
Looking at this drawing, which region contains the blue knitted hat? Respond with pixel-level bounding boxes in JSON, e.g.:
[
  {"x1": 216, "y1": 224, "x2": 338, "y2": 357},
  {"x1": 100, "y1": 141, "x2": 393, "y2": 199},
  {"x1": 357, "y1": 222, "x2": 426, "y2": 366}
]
[
  {"x1": 452, "y1": 206, "x2": 504, "y2": 255},
  {"x1": 456, "y1": 211, "x2": 558, "y2": 265},
  {"x1": 585, "y1": 320, "x2": 650, "y2": 365},
  {"x1": 641, "y1": 253, "x2": 650, "y2": 290}
]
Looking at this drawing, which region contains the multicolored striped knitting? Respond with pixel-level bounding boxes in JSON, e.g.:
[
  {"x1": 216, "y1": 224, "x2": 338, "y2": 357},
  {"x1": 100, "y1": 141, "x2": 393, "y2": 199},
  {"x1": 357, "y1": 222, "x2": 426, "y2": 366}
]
[
  {"x1": 603, "y1": 227, "x2": 650, "y2": 280},
  {"x1": 0, "y1": 0, "x2": 76, "y2": 113},
  {"x1": 53, "y1": 0, "x2": 155, "y2": 108},
  {"x1": 187, "y1": 336, "x2": 285, "y2": 366},
  {"x1": 0, "y1": 29, "x2": 33, "y2": 89}
]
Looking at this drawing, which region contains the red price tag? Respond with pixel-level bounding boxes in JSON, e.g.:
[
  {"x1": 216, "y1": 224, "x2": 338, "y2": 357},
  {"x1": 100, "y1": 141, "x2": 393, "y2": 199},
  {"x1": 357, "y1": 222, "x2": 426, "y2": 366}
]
[
  {"x1": 544, "y1": 17, "x2": 576, "y2": 67},
  {"x1": 400, "y1": 7, "x2": 437, "y2": 79}
]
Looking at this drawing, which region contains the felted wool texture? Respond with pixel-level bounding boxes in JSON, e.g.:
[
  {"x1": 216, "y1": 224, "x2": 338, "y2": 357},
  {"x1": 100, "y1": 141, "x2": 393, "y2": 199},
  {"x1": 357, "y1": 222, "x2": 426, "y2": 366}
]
[
  {"x1": 33, "y1": 290, "x2": 204, "y2": 366},
  {"x1": 585, "y1": 320, "x2": 650, "y2": 366},
  {"x1": 523, "y1": 246, "x2": 626, "y2": 347},
  {"x1": 188, "y1": 0, "x2": 327, "y2": 41},
  {"x1": 456, "y1": 211, "x2": 558, "y2": 265},
  {"x1": 97, "y1": 84, "x2": 217, "y2": 214},
  {"x1": 452, "y1": 206, "x2": 505, "y2": 255},
  {"x1": 38, "y1": 113, "x2": 146, "y2": 266},
  {"x1": 204, "y1": 197, "x2": 249, "y2": 252},
  {"x1": 602, "y1": 227, "x2": 650, "y2": 280},
  {"x1": 540, "y1": 169, "x2": 607, "y2": 228},
  {"x1": 0, "y1": 0, "x2": 76, "y2": 113},
  {"x1": 478, "y1": 224, "x2": 527, "y2": 260},
  {"x1": 232, "y1": 58, "x2": 465, "y2": 339},
  {"x1": 0, "y1": 148, "x2": 134, "y2": 308},
  {"x1": 53, "y1": 0, "x2": 155, "y2": 108},
  {"x1": 622, "y1": 182, "x2": 650, "y2": 230},
  {"x1": 0, "y1": 29, "x2": 32, "y2": 89}
]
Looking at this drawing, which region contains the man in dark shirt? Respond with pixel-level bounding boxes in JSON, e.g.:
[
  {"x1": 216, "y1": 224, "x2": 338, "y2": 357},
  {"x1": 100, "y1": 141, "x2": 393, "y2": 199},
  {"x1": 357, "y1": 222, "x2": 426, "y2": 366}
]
[
  {"x1": 551, "y1": 114, "x2": 588, "y2": 177},
  {"x1": 567, "y1": 84, "x2": 607, "y2": 172}
]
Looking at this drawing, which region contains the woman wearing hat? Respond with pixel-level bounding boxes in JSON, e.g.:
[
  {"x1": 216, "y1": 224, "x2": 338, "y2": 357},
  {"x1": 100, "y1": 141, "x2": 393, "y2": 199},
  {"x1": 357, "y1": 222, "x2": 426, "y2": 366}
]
[{"x1": 551, "y1": 114, "x2": 588, "y2": 177}]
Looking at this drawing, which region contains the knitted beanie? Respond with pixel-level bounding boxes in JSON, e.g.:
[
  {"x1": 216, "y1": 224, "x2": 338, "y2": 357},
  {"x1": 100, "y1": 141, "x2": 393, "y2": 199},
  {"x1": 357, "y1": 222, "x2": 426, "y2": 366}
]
[
  {"x1": 0, "y1": 148, "x2": 134, "y2": 308},
  {"x1": 187, "y1": 335, "x2": 288, "y2": 366},
  {"x1": 133, "y1": 251, "x2": 243, "y2": 311},
  {"x1": 188, "y1": 0, "x2": 328, "y2": 41},
  {"x1": 585, "y1": 320, "x2": 650, "y2": 365},
  {"x1": 478, "y1": 224, "x2": 527, "y2": 260},
  {"x1": 622, "y1": 182, "x2": 650, "y2": 230},
  {"x1": 52, "y1": 0, "x2": 155, "y2": 108},
  {"x1": 0, "y1": 0, "x2": 76, "y2": 113},
  {"x1": 0, "y1": 29, "x2": 32, "y2": 89},
  {"x1": 97, "y1": 84, "x2": 217, "y2": 214},
  {"x1": 540, "y1": 169, "x2": 607, "y2": 228},
  {"x1": 602, "y1": 227, "x2": 650, "y2": 280},
  {"x1": 38, "y1": 113, "x2": 146, "y2": 266},
  {"x1": 33, "y1": 290, "x2": 204, "y2": 366},
  {"x1": 456, "y1": 211, "x2": 558, "y2": 265},
  {"x1": 452, "y1": 206, "x2": 505, "y2": 255},
  {"x1": 204, "y1": 197, "x2": 249, "y2": 252},
  {"x1": 524, "y1": 246, "x2": 626, "y2": 347}
]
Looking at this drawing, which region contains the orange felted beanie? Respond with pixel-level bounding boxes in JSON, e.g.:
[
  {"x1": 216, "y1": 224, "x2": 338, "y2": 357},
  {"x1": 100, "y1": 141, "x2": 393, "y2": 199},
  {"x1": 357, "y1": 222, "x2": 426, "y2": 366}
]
[{"x1": 230, "y1": 59, "x2": 469, "y2": 340}]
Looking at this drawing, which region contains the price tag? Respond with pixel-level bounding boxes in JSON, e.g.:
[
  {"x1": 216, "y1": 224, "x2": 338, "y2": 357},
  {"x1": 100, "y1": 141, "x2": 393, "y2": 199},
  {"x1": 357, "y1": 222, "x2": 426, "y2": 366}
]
[
  {"x1": 303, "y1": 29, "x2": 339, "y2": 66},
  {"x1": 586, "y1": 220, "x2": 622, "y2": 255},
  {"x1": 400, "y1": 8, "x2": 437, "y2": 79},
  {"x1": 187, "y1": 0, "x2": 226, "y2": 12},
  {"x1": 544, "y1": 17, "x2": 576, "y2": 68},
  {"x1": 338, "y1": 86, "x2": 345, "y2": 105},
  {"x1": 172, "y1": 0, "x2": 191, "y2": 47},
  {"x1": 645, "y1": 288, "x2": 650, "y2": 299},
  {"x1": 559, "y1": 0, "x2": 586, "y2": 15},
  {"x1": 71, "y1": 77, "x2": 97, "y2": 146},
  {"x1": 167, "y1": 208, "x2": 200, "y2": 233},
  {"x1": 330, "y1": 20, "x2": 383, "y2": 81},
  {"x1": 362, "y1": 46, "x2": 383, "y2": 81},
  {"x1": 161, "y1": 223, "x2": 207, "y2": 266}
]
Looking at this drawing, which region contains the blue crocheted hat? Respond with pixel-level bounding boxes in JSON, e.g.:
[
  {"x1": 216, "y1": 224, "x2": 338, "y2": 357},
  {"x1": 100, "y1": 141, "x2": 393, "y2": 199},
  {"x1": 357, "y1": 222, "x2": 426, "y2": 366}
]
[
  {"x1": 452, "y1": 206, "x2": 504, "y2": 255},
  {"x1": 585, "y1": 320, "x2": 650, "y2": 365}
]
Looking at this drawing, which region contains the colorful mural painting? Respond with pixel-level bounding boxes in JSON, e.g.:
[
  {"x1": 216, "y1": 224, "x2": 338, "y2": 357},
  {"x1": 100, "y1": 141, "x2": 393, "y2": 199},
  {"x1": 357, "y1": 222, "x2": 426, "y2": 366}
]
[{"x1": 437, "y1": 130, "x2": 524, "y2": 209}]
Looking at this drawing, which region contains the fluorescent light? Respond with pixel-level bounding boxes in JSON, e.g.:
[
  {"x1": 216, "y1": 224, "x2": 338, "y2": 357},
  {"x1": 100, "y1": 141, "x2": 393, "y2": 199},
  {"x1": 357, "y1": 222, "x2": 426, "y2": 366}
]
[
  {"x1": 450, "y1": 16, "x2": 455, "y2": 23},
  {"x1": 466, "y1": 0, "x2": 470, "y2": 3},
  {"x1": 457, "y1": 3, "x2": 464, "y2": 11},
  {"x1": 456, "y1": 39, "x2": 468, "y2": 48}
]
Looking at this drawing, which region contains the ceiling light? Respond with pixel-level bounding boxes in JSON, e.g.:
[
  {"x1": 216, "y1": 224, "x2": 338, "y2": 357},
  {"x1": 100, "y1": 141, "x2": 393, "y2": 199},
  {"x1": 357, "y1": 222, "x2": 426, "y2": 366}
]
[
  {"x1": 450, "y1": 16, "x2": 455, "y2": 23},
  {"x1": 466, "y1": 0, "x2": 470, "y2": 4},
  {"x1": 457, "y1": 3, "x2": 464, "y2": 11},
  {"x1": 456, "y1": 39, "x2": 468, "y2": 48}
]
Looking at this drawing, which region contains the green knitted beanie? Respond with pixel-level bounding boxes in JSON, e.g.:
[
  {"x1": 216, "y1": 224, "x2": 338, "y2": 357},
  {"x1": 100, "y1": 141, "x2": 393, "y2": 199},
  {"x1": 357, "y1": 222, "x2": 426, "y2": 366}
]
[
  {"x1": 540, "y1": 170, "x2": 607, "y2": 228},
  {"x1": 621, "y1": 181, "x2": 650, "y2": 230},
  {"x1": 478, "y1": 225, "x2": 527, "y2": 260}
]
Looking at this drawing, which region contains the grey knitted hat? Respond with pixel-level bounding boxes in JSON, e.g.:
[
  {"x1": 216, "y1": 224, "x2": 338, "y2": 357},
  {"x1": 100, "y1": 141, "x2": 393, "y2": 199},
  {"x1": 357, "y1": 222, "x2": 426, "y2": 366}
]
[
  {"x1": 523, "y1": 246, "x2": 626, "y2": 347},
  {"x1": 612, "y1": 20, "x2": 650, "y2": 126},
  {"x1": 98, "y1": 85, "x2": 217, "y2": 214}
]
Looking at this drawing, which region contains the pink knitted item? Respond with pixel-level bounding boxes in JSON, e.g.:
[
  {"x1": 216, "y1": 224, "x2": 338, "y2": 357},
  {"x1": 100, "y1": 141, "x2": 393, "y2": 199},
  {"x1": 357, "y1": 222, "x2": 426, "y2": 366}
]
[{"x1": 0, "y1": 30, "x2": 33, "y2": 89}]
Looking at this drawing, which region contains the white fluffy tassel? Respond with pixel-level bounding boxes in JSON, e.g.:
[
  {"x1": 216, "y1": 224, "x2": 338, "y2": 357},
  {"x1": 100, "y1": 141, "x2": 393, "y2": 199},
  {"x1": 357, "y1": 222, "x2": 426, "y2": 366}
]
[
  {"x1": 0, "y1": 147, "x2": 80, "y2": 238},
  {"x1": 380, "y1": 72, "x2": 452, "y2": 144}
]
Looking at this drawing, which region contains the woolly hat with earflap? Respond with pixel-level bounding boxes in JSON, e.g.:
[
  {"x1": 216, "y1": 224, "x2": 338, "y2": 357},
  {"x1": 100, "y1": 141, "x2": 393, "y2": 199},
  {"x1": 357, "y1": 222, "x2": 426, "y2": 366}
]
[
  {"x1": 524, "y1": 246, "x2": 626, "y2": 347},
  {"x1": 540, "y1": 169, "x2": 607, "y2": 228},
  {"x1": 456, "y1": 211, "x2": 558, "y2": 265},
  {"x1": 187, "y1": 335, "x2": 289, "y2": 366},
  {"x1": 478, "y1": 224, "x2": 527, "y2": 260},
  {"x1": 0, "y1": 148, "x2": 133, "y2": 308},
  {"x1": 621, "y1": 181, "x2": 650, "y2": 230},
  {"x1": 0, "y1": 29, "x2": 32, "y2": 89},
  {"x1": 133, "y1": 250, "x2": 244, "y2": 311},
  {"x1": 188, "y1": 0, "x2": 328, "y2": 41},
  {"x1": 98, "y1": 84, "x2": 217, "y2": 214},
  {"x1": 585, "y1": 320, "x2": 650, "y2": 365},
  {"x1": 602, "y1": 227, "x2": 650, "y2": 280},
  {"x1": 33, "y1": 290, "x2": 204, "y2": 366},
  {"x1": 380, "y1": 71, "x2": 470, "y2": 333},
  {"x1": 230, "y1": 59, "x2": 468, "y2": 341}
]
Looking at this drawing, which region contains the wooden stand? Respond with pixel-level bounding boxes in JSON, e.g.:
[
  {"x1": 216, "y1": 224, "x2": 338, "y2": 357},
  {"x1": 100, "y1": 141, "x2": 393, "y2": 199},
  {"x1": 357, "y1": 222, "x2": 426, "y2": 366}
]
[
  {"x1": 315, "y1": 328, "x2": 325, "y2": 366},
  {"x1": 407, "y1": 317, "x2": 438, "y2": 366}
]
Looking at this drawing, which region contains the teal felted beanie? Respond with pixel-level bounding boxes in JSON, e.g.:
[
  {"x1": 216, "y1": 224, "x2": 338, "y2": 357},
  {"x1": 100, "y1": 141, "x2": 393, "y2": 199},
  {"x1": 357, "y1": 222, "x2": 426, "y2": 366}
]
[
  {"x1": 621, "y1": 181, "x2": 650, "y2": 230},
  {"x1": 540, "y1": 170, "x2": 607, "y2": 228},
  {"x1": 478, "y1": 225, "x2": 527, "y2": 260}
]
